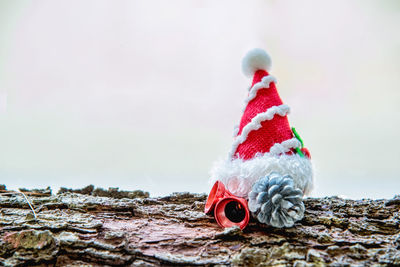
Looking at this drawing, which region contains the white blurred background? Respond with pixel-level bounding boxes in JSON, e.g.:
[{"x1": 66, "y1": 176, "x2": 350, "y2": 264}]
[{"x1": 0, "y1": 0, "x2": 399, "y2": 198}]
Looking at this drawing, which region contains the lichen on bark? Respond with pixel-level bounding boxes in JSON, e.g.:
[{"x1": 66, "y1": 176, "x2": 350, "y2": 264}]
[{"x1": 0, "y1": 185, "x2": 399, "y2": 266}]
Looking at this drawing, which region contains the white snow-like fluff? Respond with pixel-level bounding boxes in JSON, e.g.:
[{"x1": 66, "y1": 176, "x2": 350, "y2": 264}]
[
  {"x1": 241, "y1": 48, "x2": 272, "y2": 77},
  {"x1": 210, "y1": 153, "x2": 313, "y2": 198}
]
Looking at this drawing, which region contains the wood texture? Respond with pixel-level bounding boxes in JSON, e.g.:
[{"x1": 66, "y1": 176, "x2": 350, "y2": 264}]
[{"x1": 1, "y1": 185, "x2": 399, "y2": 266}]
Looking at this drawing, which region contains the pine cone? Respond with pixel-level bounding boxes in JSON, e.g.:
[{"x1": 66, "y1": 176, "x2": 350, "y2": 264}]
[{"x1": 248, "y1": 172, "x2": 305, "y2": 228}]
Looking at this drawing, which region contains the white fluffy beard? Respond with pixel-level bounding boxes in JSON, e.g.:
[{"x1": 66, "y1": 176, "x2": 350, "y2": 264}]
[{"x1": 209, "y1": 153, "x2": 313, "y2": 198}]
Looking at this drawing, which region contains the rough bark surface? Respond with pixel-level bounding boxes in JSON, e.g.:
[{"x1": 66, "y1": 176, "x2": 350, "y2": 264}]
[{"x1": 0, "y1": 185, "x2": 399, "y2": 266}]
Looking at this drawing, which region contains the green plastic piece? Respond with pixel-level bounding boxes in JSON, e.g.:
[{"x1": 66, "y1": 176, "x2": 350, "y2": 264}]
[
  {"x1": 291, "y1": 127, "x2": 304, "y2": 148},
  {"x1": 295, "y1": 147, "x2": 305, "y2": 158},
  {"x1": 292, "y1": 127, "x2": 305, "y2": 158}
]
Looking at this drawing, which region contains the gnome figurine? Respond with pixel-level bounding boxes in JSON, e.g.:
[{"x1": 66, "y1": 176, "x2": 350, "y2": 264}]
[{"x1": 210, "y1": 49, "x2": 313, "y2": 228}]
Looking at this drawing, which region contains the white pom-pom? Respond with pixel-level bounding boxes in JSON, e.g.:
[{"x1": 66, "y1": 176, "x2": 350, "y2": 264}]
[{"x1": 241, "y1": 48, "x2": 272, "y2": 77}]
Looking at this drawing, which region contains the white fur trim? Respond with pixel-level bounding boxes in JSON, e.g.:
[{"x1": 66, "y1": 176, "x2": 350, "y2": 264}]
[
  {"x1": 235, "y1": 75, "x2": 277, "y2": 137},
  {"x1": 210, "y1": 153, "x2": 313, "y2": 199},
  {"x1": 243, "y1": 75, "x2": 277, "y2": 112},
  {"x1": 269, "y1": 138, "x2": 301, "y2": 155},
  {"x1": 232, "y1": 124, "x2": 239, "y2": 137},
  {"x1": 229, "y1": 104, "x2": 290, "y2": 158},
  {"x1": 242, "y1": 48, "x2": 272, "y2": 77}
]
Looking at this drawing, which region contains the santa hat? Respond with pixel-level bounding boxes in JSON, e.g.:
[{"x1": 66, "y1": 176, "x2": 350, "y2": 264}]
[{"x1": 210, "y1": 48, "x2": 313, "y2": 199}]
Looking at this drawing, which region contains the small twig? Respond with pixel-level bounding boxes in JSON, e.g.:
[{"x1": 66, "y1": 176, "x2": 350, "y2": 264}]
[{"x1": 18, "y1": 189, "x2": 38, "y2": 220}]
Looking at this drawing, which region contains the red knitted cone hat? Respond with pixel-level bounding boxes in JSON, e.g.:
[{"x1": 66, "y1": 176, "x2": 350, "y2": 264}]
[
  {"x1": 210, "y1": 48, "x2": 313, "y2": 198},
  {"x1": 232, "y1": 68, "x2": 293, "y2": 160}
]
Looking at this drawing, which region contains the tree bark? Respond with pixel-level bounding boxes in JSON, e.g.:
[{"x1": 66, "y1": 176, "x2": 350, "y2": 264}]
[{"x1": 0, "y1": 185, "x2": 399, "y2": 266}]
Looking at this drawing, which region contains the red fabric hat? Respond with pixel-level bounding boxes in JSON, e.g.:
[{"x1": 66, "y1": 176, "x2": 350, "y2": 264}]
[
  {"x1": 233, "y1": 68, "x2": 293, "y2": 160},
  {"x1": 210, "y1": 49, "x2": 313, "y2": 198},
  {"x1": 229, "y1": 48, "x2": 308, "y2": 160}
]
